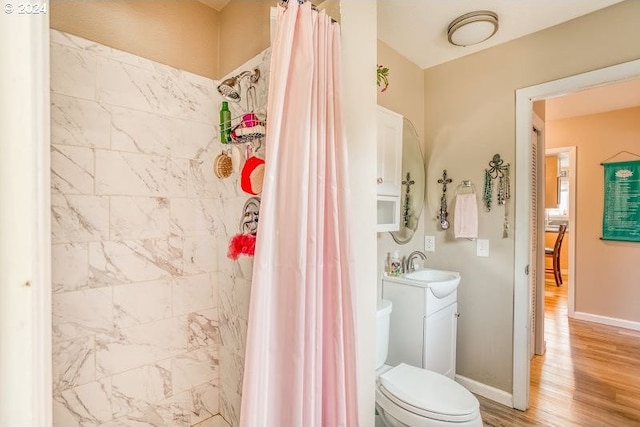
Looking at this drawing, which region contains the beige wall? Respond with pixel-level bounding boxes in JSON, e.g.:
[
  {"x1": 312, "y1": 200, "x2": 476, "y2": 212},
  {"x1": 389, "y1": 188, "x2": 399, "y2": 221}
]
[
  {"x1": 422, "y1": 0, "x2": 640, "y2": 393},
  {"x1": 376, "y1": 40, "x2": 426, "y2": 295},
  {"x1": 547, "y1": 106, "x2": 640, "y2": 322},
  {"x1": 218, "y1": 1, "x2": 271, "y2": 77},
  {"x1": 51, "y1": 1, "x2": 221, "y2": 80},
  {"x1": 342, "y1": 1, "x2": 378, "y2": 424},
  {"x1": 217, "y1": 0, "x2": 343, "y2": 78},
  {"x1": 50, "y1": 0, "x2": 276, "y2": 80},
  {"x1": 377, "y1": 41, "x2": 424, "y2": 143}
]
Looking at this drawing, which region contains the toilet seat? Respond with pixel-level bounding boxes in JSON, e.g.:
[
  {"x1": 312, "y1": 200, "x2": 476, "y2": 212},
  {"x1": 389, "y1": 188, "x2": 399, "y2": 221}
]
[{"x1": 378, "y1": 363, "x2": 479, "y2": 423}]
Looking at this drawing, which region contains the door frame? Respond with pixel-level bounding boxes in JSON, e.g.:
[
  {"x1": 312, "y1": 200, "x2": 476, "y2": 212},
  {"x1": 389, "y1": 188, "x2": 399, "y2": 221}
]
[
  {"x1": 0, "y1": 9, "x2": 51, "y2": 427},
  {"x1": 513, "y1": 58, "x2": 640, "y2": 410},
  {"x1": 531, "y1": 114, "x2": 546, "y2": 357}
]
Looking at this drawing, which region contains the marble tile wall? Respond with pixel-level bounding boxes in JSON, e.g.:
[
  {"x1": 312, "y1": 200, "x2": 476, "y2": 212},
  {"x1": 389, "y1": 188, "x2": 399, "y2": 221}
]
[
  {"x1": 215, "y1": 50, "x2": 270, "y2": 427},
  {"x1": 50, "y1": 29, "x2": 226, "y2": 427},
  {"x1": 51, "y1": 29, "x2": 270, "y2": 427}
]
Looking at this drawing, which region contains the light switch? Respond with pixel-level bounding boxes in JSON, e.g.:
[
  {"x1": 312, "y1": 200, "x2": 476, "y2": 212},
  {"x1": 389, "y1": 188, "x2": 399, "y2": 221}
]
[
  {"x1": 476, "y1": 239, "x2": 489, "y2": 257},
  {"x1": 425, "y1": 235, "x2": 435, "y2": 252}
]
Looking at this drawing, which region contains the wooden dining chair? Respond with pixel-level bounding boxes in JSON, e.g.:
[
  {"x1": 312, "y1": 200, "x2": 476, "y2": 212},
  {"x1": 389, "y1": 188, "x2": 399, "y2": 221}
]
[{"x1": 545, "y1": 224, "x2": 567, "y2": 286}]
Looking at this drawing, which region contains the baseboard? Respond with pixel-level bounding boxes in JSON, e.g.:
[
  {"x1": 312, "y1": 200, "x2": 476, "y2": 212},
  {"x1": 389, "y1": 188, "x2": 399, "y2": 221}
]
[
  {"x1": 573, "y1": 311, "x2": 640, "y2": 332},
  {"x1": 455, "y1": 374, "x2": 513, "y2": 407}
]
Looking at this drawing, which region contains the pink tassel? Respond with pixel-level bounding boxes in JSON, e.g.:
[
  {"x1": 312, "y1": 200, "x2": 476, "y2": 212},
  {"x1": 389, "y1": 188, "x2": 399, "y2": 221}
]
[{"x1": 228, "y1": 233, "x2": 256, "y2": 260}]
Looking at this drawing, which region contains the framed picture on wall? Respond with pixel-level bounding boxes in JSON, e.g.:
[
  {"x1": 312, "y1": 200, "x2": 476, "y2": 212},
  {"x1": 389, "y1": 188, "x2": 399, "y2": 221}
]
[{"x1": 602, "y1": 159, "x2": 640, "y2": 242}]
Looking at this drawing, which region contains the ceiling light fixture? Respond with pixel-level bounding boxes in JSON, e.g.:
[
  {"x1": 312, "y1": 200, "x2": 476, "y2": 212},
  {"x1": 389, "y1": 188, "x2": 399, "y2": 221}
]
[{"x1": 447, "y1": 11, "x2": 499, "y2": 47}]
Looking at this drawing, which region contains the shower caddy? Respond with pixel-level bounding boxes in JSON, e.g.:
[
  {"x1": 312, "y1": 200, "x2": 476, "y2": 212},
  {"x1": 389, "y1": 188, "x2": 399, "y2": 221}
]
[{"x1": 216, "y1": 67, "x2": 267, "y2": 259}]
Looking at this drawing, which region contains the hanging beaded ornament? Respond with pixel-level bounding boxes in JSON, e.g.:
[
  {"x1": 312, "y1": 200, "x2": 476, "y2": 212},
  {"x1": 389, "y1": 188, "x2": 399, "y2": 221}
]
[
  {"x1": 483, "y1": 168, "x2": 493, "y2": 212},
  {"x1": 500, "y1": 164, "x2": 511, "y2": 237},
  {"x1": 483, "y1": 154, "x2": 511, "y2": 238}
]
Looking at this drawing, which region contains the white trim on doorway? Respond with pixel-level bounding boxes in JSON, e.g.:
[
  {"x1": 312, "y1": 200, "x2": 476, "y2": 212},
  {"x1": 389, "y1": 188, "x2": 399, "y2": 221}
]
[
  {"x1": 513, "y1": 58, "x2": 640, "y2": 411},
  {"x1": 0, "y1": 10, "x2": 51, "y2": 427},
  {"x1": 532, "y1": 114, "x2": 546, "y2": 357}
]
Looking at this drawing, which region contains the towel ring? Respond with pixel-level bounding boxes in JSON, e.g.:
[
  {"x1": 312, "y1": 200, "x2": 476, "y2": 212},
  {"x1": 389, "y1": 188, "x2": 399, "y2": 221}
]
[{"x1": 454, "y1": 180, "x2": 477, "y2": 196}]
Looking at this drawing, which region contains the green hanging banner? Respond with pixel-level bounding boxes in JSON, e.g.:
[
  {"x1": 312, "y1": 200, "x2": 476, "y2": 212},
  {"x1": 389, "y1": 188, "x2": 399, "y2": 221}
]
[{"x1": 602, "y1": 160, "x2": 640, "y2": 242}]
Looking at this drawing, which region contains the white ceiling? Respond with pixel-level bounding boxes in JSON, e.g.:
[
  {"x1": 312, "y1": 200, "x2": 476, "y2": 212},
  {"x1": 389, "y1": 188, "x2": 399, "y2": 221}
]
[
  {"x1": 202, "y1": 1, "x2": 624, "y2": 68},
  {"x1": 377, "y1": 0, "x2": 624, "y2": 70},
  {"x1": 376, "y1": 0, "x2": 639, "y2": 119}
]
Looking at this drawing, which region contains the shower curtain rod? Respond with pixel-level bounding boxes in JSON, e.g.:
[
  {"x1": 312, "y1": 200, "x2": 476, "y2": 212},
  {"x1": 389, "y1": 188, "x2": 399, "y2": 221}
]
[
  {"x1": 279, "y1": 0, "x2": 337, "y2": 22},
  {"x1": 280, "y1": 0, "x2": 310, "y2": 5}
]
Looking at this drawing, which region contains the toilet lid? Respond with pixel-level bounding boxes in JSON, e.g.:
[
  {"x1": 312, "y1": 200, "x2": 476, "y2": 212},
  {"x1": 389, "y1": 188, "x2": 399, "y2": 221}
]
[{"x1": 378, "y1": 363, "x2": 479, "y2": 421}]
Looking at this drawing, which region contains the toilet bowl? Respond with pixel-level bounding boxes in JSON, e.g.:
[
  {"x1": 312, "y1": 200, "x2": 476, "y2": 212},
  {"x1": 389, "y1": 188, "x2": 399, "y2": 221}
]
[
  {"x1": 376, "y1": 299, "x2": 482, "y2": 427},
  {"x1": 375, "y1": 363, "x2": 482, "y2": 427}
]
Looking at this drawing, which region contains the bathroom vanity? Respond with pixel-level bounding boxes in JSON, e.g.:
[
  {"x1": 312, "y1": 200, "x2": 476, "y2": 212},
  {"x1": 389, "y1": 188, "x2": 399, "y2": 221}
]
[{"x1": 382, "y1": 269, "x2": 460, "y2": 379}]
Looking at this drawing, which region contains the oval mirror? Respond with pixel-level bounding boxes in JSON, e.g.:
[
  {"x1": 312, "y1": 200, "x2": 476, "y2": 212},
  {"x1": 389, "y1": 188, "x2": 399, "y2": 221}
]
[{"x1": 390, "y1": 118, "x2": 425, "y2": 244}]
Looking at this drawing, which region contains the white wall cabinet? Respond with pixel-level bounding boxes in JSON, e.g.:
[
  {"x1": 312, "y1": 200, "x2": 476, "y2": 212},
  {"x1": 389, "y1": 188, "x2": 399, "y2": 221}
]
[{"x1": 377, "y1": 106, "x2": 403, "y2": 231}]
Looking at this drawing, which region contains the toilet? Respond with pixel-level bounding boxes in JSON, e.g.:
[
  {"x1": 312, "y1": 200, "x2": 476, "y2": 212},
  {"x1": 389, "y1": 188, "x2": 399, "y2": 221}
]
[{"x1": 376, "y1": 299, "x2": 483, "y2": 427}]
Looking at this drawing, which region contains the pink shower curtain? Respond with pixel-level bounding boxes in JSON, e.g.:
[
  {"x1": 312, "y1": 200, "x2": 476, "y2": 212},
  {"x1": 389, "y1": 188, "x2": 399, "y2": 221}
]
[{"x1": 239, "y1": 2, "x2": 359, "y2": 427}]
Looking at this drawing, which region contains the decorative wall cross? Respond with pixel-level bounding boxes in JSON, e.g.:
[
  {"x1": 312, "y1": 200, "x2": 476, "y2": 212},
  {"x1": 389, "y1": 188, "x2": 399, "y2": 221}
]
[
  {"x1": 437, "y1": 170, "x2": 453, "y2": 230},
  {"x1": 402, "y1": 172, "x2": 415, "y2": 194},
  {"x1": 401, "y1": 172, "x2": 415, "y2": 227},
  {"x1": 438, "y1": 170, "x2": 453, "y2": 193}
]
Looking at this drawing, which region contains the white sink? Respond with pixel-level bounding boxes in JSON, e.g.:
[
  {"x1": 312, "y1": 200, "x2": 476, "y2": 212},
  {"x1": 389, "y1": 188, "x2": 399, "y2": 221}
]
[{"x1": 402, "y1": 268, "x2": 461, "y2": 298}]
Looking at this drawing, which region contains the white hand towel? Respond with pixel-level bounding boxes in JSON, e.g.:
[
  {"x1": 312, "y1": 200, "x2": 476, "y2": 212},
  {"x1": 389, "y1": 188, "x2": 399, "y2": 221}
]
[{"x1": 454, "y1": 193, "x2": 478, "y2": 239}]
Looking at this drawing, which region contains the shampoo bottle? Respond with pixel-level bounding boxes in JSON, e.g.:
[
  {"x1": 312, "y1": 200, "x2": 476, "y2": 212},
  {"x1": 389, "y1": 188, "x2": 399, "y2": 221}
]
[{"x1": 220, "y1": 101, "x2": 231, "y2": 143}]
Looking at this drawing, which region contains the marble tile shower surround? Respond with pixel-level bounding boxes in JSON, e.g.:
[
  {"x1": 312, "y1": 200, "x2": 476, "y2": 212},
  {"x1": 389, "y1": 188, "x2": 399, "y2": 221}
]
[
  {"x1": 215, "y1": 48, "x2": 270, "y2": 427},
  {"x1": 50, "y1": 29, "x2": 270, "y2": 427}
]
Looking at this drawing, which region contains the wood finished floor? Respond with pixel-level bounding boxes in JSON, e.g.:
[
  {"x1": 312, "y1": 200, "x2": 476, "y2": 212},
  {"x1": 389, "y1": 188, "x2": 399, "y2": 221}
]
[{"x1": 478, "y1": 275, "x2": 640, "y2": 426}]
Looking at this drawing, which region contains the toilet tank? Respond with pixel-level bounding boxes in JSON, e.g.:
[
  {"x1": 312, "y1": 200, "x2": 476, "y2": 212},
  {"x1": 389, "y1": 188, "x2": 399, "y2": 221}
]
[{"x1": 376, "y1": 299, "x2": 392, "y2": 370}]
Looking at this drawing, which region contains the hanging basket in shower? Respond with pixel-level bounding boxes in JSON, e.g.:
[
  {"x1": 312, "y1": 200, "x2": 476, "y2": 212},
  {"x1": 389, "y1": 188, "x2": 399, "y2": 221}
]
[{"x1": 227, "y1": 113, "x2": 266, "y2": 144}]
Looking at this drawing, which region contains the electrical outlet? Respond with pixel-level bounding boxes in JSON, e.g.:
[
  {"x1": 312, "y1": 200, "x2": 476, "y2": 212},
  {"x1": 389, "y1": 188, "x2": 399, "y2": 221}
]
[
  {"x1": 425, "y1": 235, "x2": 435, "y2": 252},
  {"x1": 476, "y1": 239, "x2": 489, "y2": 257}
]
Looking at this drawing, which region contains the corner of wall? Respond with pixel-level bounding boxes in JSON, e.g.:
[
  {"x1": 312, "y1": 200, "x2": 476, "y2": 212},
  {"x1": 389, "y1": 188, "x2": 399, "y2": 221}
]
[{"x1": 218, "y1": 1, "x2": 271, "y2": 78}]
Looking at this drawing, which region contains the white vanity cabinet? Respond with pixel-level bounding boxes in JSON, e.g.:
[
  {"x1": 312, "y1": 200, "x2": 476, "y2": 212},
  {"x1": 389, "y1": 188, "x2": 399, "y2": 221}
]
[
  {"x1": 382, "y1": 277, "x2": 459, "y2": 379},
  {"x1": 376, "y1": 106, "x2": 403, "y2": 232},
  {"x1": 424, "y1": 297, "x2": 458, "y2": 378}
]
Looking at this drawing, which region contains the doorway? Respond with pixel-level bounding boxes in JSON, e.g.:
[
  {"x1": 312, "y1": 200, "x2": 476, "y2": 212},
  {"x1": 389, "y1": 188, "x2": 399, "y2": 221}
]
[
  {"x1": 542, "y1": 147, "x2": 576, "y2": 306},
  {"x1": 530, "y1": 145, "x2": 576, "y2": 363},
  {"x1": 529, "y1": 125, "x2": 577, "y2": 360},
  {"x1": 513, "y1": 58, "x2": 640, "y2": 410}
]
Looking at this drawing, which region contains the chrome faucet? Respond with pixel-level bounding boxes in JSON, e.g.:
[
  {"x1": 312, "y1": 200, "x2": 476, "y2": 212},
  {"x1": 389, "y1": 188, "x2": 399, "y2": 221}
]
[{"x1": 405, "y1": 250, "x2": 427, "y2": 273}]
